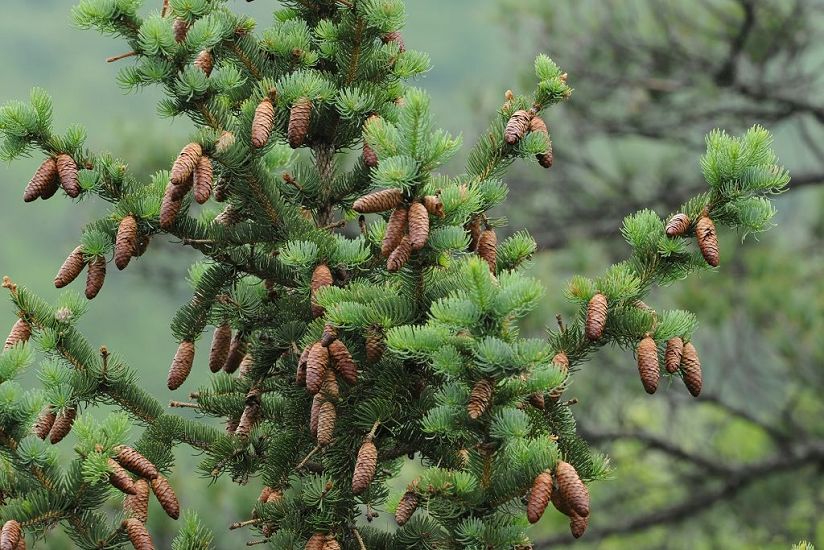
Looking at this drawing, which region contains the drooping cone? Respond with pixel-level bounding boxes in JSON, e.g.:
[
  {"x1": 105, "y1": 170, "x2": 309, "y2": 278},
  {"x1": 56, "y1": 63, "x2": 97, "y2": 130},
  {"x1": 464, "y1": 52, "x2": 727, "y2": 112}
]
[
  {"x1": 477, "y1": 229, "x2": 497, "y2": 272},
  {"x1": 636, "y1": 336, "x2": 660, "y2": 394},
  {"x1": 214, "y1": 204, "x2": 244, "y2": 226},
  {"x1": 422, "y1": 195, "x2": 444, "y2": 218},
  {"x1": 49, "y1": 406, "x2": 76, "y2": 444},
  {"x1": 170, "y1": 143, "x2": 202, "y2": 186},
  {"x1": 115, "y1": 446, "x2": 159, "y2": 479},
  {"x1": 695, "y1": 214, "x2": 720, "y2": 267},
  {"x1": 527, "y1": 470, "x2": 553, "y2": 524},
  {"x1": 209, "y1": 324, "x2": 232, "y2": 373},
  {"x1": 382, "y1": 207, "x2": 408, "y2": 257},
  {"x1": 407, "y1": 201, "x2": 430, "y2": 251},
  {"x1": 252, "y1": 97, "x2": 276, "y2": 149},
  {"x1": 352, "y1": 439, "x2": 378, "y2": 495},
  {"x1": 306, "y1": 343, "x2": 328, "y2": 394},
  {"x1": 504, "y1": 110, "x2": 532, "y2": 145},
  {"x1": 467, "y1": 379, "x2": 493, "y2": 420},
  {"x1": 362, "y1": 142, "x2": 378, "y2": 168},
  {"x1": 23, "y1": 157, "x2": 59, "y2": 202},
  {"x1": 56, "y1": 154, "x2": 81, "y2": 198},
  {"x1": 115, "y1": 215, "x2": 139, "y2": 270},
  {"x1": 529, "y1": 393, "x2": 545, "y2": 410},
  {"x1": 309, "y1": 394, "x2": 321, "y2": 437},
  {"x1": 328, "y1": 339, "x2": 357, "y2": 385},
  {"x1": 167, "y1": 340, "x2": 195, "y2": 390},
  {"x1": 124, "y1": 478, "x2": 150, "y2": 523},
  {"x1": 84, "y1": 256, "x2": 106, "y2": 300},
  {"x1": 381, "y1": 30, "x2": 406, "y2": 52},
  {"x1": 665, "y1": 213, "x2": 690, "y2": 237},
  {"x1": 4, "y1": 319, "x2": 31, "y2": 350},
  {"x1": 585, "y1": 293, "x2": 608, "y2": 341},
  {"x1": 122, "y1": 518, "x2": 154, "y2": 550},
  {"x1": 159, "y1": 187, "x2": 183, "y2": 230},
  {"x1": 305, "y1": 533, "x2": 326, "y2": 550},
  {"x1": 549, "y1": 351, "x2": 570, "y2": 401},
  {"x1": 321, "y1": 368, "x2": 339, "y2": 400},
  {"x1": 194, "y1": 49, "x2": 214, "y2": 76},
  {"x1": 192, "y1": 155, "x2": 213, "y2": 204},
  {"x1": 173, "y1": 18, "x2": 189, "y2": 43},
  {"x1": 395, "y1": 489, "x2": 419, "y2": 526},
  {"x1": 0, "y1": 520, "x2": 21, "y2": 550},
  {"x1": 365, "y1": 327, "x2": 385, "y2": 365},
  {"x1": 296, "y1": 348, "x2": 308, "y2": 386},
  {"x1": 316, "y1": 401, "x2": 336, "y2": 446},
  {"x1": 555, "y1": 461, "x2": 590, "y2": 517},
  {"x1": 387, "y1": 236, "x2": 412, "y2": 272},
  {"x1": 287, "y1": 98, "x2": 312, "y2": 148},
  {"x1": 54, "y1": 246, "x2": 86, "y2": 288},
  {"x1": 570, "y1": 513, "x2": 589, "y2": 539},
  {"x1": 222, "y1": 333, "x2": 247, "y2": 374},
  {"x1": 679, "y1": 342, "x2": 702, "y2": 397},
  {"x1": 151, "y1": 475, "x2": 180, "y2": 519},
  {"x1": 238, "y1": 355, "x2": 257, "y2": 378},
  {"x1": 466, "y1": 217, "x2": 482, "y2": 252},
  {"x1": 33, "y1": 407, "x2": 56, "y2": 439},
  {"x1": 320, "y1": 324, "x2": 338, "y2": 347},
  {"x1": 665, "y1": 337, "x2": 683, "y2": 374},
  {"x1": 528, "y1": 116, "x2": 553, "y2": 168},
  {"x1": 108, "y1": 458, "x2": 137, "y2": 495},
  {"x1": 352, "y1": 188, "x2": 403, "y2": 213},
  {"x1": 236, "y1": 398, "x2": 261, "y2": 438},
  {"x1": 311, "y1": 264, "x2": 333, "y2": 318}
]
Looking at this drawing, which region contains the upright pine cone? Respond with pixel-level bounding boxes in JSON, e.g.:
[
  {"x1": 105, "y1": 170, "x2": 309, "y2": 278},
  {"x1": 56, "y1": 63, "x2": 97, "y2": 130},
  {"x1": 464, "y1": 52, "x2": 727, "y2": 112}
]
[
  {"x1": 193, "y1": 155, "x2": 213, "y2": 205},
  {"x1": 387, "y1": 236, "x2": 412, "y2": 272},
  {"x1": 194, "y1": 49, "x2": 214, "y2": 76},
  {"x1": 362, "y1": 142, "x2": 378, "y2": 168},
  {"x1": 679, "y1": 342, "x2": 702, "y2": 397},
  {"x1": 306, "y1": 343, "x2": 328, "y2": 394},
  {"x1": 352, "y1": 439, "x2": 378, "y2": 495},
  {"x1": 115, "y1": 446, "x2": 159, "y2": 479},
  {"x1": 382, "y1": 207, "x2": 408, "y2": 257},
  {"x1": 467, "y1": 379, "x2": 493, "y2": 419},
  {"x1": 365, "y1": 327, "x2": 385, "y2": 365},
  {"x1": 477, "y1": 229, "x2": 497, "y2": 272},
  {"x1": 555, "y1": 461, "x2": 590, "y2": 517},
  {"x1": 159, "y1": 187, "x2": 183, "y2": 230},
  {"x1": 636, "y1": 336, "x2": 660, "y2": 394},
  {"x1": 251, "y1": 97, "x2": 276, "y2": 149},
  {"x1": 352, "y1": 188, "x2": 403, "y2": 213},
  {"x1": 0, "y1": 520, "x2": 21, "y2": 550},
  {"x1": 122, "y1": 518, "x2": 154, "y2": 550},
  {"x1": 526, "y1": 470, "x2": 553, "y2": 524},
  {"x1": 287, "y1": 98, "x2": 312, "y2": 148},
  {"x1": 151, "y1": 475, "x2": 180, "y2": 519},
  {"x1": 316, "y1": 401, "x2": 336, "y2": 446},
  {"x1": 422, "y1": 195, "x2": 444, "y2": 218},
  {"x1": 504, "y1": 110, "x2": 532, "y2": 144},
  {"x1": 311, "y1": 264, "x2": 333, "y2": 318},
  {"x1": 33, "y1": 407, "x2": 56, "y2": 439},
  {"x1": 168, "y1": 340, "x2": 195, "y2": 390},
  {"x1": 4, "y1": 319, "x2": 31, "y2": 350},
  {"x1": 173, "y1": 18, "x2": 189, "y2": 42},
  {"x1": 665, "y1": 213, "x2": 690, "y2": 237},
  {"x1": 695, "y1": 214, "x2": 720, "y2": 267},
  {"x1": 114, "y1": 215, "x2": 138, "y2": 270},
  {"x1": 56, "y1": 154, "x2": 81, "y2": 198},
  {"x1": 23, "y1": 157, "x2": 59, "y2": 202},
  {"x1": 585, "y1": 293, "x2": 608, "y2": 341},
  {"x1": 108, "y1": 458, "x2": 137, "y2": 495},
  {"x1": 84, "y1": 256, "x2": 106, "y2": 300},
  {"x1": 222, "y1": 333, "x2": 247, "y2": 374},
  {"x1": 209, "y1": 324, "x2": 232, "y2": 373},
  {"x1": 124, "y1": 479, "x2": 150, "y2": 523},
  {"x1": 54, "y1": 246, "x2": 86, "y2": 288},
  {"x1": 49, "y1": 406, "x2": 77, "y2": 444},
  {"x1": 407, "y1": 201, "x2": 430, "y2": 251},
  {"x1": 305, "y1": 533, "x2": 326, "y2": 550},
  {"x1": 528, "y1": 116, "x2": 553, "y2": 168},
  {"x1": 170, "y1": 143, "x2": 202, "y2": 186},
  {"x1": 328, "y1": 340, "x2": 358, "y2": 385},
  {"x1": 395, "y1": 489, "x2": 419, "y2": 526},
  {"x1": 665, "y1": 337, "x2": 683, "y2": 374}
]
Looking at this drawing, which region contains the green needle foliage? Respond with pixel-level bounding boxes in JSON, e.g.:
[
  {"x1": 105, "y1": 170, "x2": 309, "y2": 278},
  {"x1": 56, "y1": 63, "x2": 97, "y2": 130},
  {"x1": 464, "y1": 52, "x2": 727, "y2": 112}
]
[{"x1": 0, "y1": 1, "x2": 789, "y2": 548}]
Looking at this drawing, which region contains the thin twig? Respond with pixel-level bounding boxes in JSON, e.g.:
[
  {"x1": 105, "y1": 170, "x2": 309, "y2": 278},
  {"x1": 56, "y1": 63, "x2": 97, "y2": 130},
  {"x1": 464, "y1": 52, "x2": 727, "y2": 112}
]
[
  {"x1": 169, "y1": 401, "x2": 200, "y2": 409},
  {"x1": 230, "y1": 518, "x2": 262, "y2": 530},
  {"x1": 352, "y1": 528, "x2": 367, "y2": 550},
  {"x1": 296, "y1": 444, "x2": 321, "y2": 471},
  {"x1": 106, "y1": 51, "x2": 137, "y2": 63}
]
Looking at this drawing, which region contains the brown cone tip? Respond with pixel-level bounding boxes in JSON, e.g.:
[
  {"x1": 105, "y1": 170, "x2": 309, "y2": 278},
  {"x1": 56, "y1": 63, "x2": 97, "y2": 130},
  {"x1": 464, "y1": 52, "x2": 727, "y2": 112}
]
[
  {"x1": 329, "y1": 339, "x2": 358, "y2": 385},
  {"x1": 49, "y1": 406, "x2": 77, "y2": 444},
  {"x1": 287, "y1": 98, "x2": 312, "y2": 148},
  {"x1": 467, "y1": 378, "x2": 493, "y2": 420},
  {"x1": 115, "y1": 215, "x2": 139, "y2": 270},
  {"x1": 54, "y1": 246, "x2": 87, "y2": 289},
  {"x1": 193, "y1": 155, "x2": 213, "y2": 205},
  {"x1": 407, "y1": 201, "x2": 430, "y2": 251},
  {"x1": 194, "y1": 49, "x2": 213, "y2": 76},
  {"x1": 252, "y1": 97, "x2": 276, "y2": 149},
  {"x1": 666, "y1": 213, "x2": 691, "y2": 237},
  {"x1": 173, "y1": 18, "x2": 189, "y2": 43},
  {"x1": 159, "y1": 187, "x2": 183, "y2": 230},
  {"x1": 24, "y1": 157, "x2": 59, "y2": 202},
  {"x1": 170, "y1": 143, "x2": 202, "y2": 186},
  {"x1": 387, "y1": 236, "x2": 412, "y2": 272},
  {"x1": 151, "y1": 475, "x2": 180, "y2": 519},
  {"x1": 665, "y1": 337, "x2": 683, "y2": 374},
  {"x1": 382, "y1": 207, "x2": 408, "y2": 258},
  {"x1": 108, "y1": 457, "x2": 137, "y2": 495},
  {"x1": 309, "y1": 394, "x2": 321, "y2": 437},
  {"x1": 570, "y1": 513, "x2": 589, "y2": 538},
  {"x1": 363, "y1": 142, "x2": 378, "y2": 168},
  {"x1": 636, "y1": 336, "x2": 660, "y2": 394},
  {"x1": 56, "y1": 154, "x2": 81, "y2": 198},
  {"x1": 122, "y1": 517, "x2": 154, "y2": 550},
  {"x1": 167, "y1": 340, "x2": 195, "y2": 390},
  {"x1": 352, "y1": 440, "x2": 378, "y2": 495},
  {"x1": 527, "y1": 470, "x2": 553, "y2": 524},
  {"x1": 585, "y1": 293, "x2": 608, "y2": 341},
  {"x1": 320, "y1": 324, "x2": 338, "y2": 347},
  {"x1": 422, "y1": 195, "x2": 445, "y2": 218},
  {"x1": 311, "y1": 264, "x2": 333, "y2": 318},
  {"x1": 352, "y1": 188, "x2": 404, "y2": 214},
  {"x1": 555, "y1": 460, "x2": 590, "y2": 518},
  {"x1": 365, "y1": 328, "x2": 385, "y2": 365}
]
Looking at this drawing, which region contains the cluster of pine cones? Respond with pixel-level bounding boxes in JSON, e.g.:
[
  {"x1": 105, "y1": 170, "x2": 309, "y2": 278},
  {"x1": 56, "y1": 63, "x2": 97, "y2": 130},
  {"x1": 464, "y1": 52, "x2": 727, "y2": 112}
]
[
  {"x1": 503, "y1": 102, "x2": 554, "y2": 168},
  {"x1": 526, "y1": 461, "x2": 591, "y2": 538}
]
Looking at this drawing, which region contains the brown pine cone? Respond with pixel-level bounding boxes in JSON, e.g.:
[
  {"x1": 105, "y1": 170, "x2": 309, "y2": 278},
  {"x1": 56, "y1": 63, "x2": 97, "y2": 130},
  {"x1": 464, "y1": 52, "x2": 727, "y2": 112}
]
[
  {"x1": 122, "y1": 518, "x2": 154, "y2": 550},
  {"x1": 4, "y1": 318, "x2": 31, "y2": 350},
  {"x1": 236, "y1": 399, "x2": 261, "y2": 438},
  {"x1": 466, "y1": 217, "x2": 482, "y2": 252},
  {"x1": 365, "y1": 327, "x2": 385, "y2": 365},
  {"x1": 585, "y1": 293, "x2": 608, "y2": 341},
  {"x1": 23, "y1": 157, "x2": 59, "y2": 202},
  {"x1": 555, "y1": 461, "x2": 590, "y2": 517},
  {"x1": 395, "y1": 489, "x2": 419, "y2": 526},
  {"x1": 54, "y1": 246, "x2": 86, "y2": 288},
  {"x1": 0, "y1": 520, "x2": 21, "y2": 550},
  {"x1": 124, "y1": 478, "x2": 150, "y2": 523},
  {"x1": 84, "y1": 256, "x2": 106, "y2": 300},
  {"x1": 407, "y1": 201, "x2": 430, "y2": 251},
  {"x1": 170, "y1": 143, "x2": 202, "y2": 186},
  {"x1": 209, "y1": 324, "x2": 232, "y2": 373},
  {"x1": 665, "y1": 213, "x2": 690, "y2": 237},
  {"x1": 504, "y1": 110, "x2": 532, "y2": 145},
  {"x1": 316, "y1": 401, "x2": 336, "y2": 446},
  {"x1": 305, "y1": 533, "x2": 326, "y2": 550},
  {"x1": 309, "y1": 394, "x2": 321, "y2": 437},
  {"x1": 553, "y1": 352, "x2": 570, "y2": 370},
  {"x1": 529, "y1": 393, "x2": 545, "y2": 409},
  {"x1": 477, "y1": 229, "x2": 497, "y2": 272},
  {"x1": 258, "y1": 486, "x2": 274, "y2": 503},
  {"x1": 214, "y1": 204, "x2": 245, "y2": 226},
  {"x1": 194, "y1": 50, "x2": 214, "y2": 75},
  {"x1": 550, "y1": 486, "x2": 573, "y2": 517},
  {"x1": 526, "y1": 470, "x2": 553, "y2": 524},
  {"x1": 322, "y1": 536, "x2": 341, "y2": 550},
  {"x1": 287, "y1": 98, "x2": 312, "y2": 148},
  {"x1": 381, "y1": 30, "x2": 406, "y2": 52},
  {"x1": 222, "y1": 333, "x2": 247, "y2": 374},
  {"x1": 636, "y1": 336, "x2": 660, "y2": 394},
  {"x1": 115, "y1": 446, "x2": 159, "y2": 480},
  {"x1": 192, "y1": 155, "x2": 212, "y2": 205},
  {"x1": 321, "y1": 368, "x2": 339, "y2": 400},
  {"x1": 382, "y1": 207, "x2": 408, "y2": 257},
  {"x1": 173, "y1": 18, "x2": 189, "y2": 43},
  {"x1": 467, "y1": 378, "x2": 493, "y2": 419},
  {"x1": 108, "y1": 457, "x2": 137, "y2": 495},
  {"x1": 570, "y1": 513, "x2": 589, "y2": 538},
  {"x1": 167, "y1": 340, "x2": 195, "y2": 390},
  {"x1": 151, "y1": 475, "x2": 180, "y2": 519},
  {"x1": 328, "y1": 339, "x2": 357, "y2": 385},
  {"x1": 56, "y1": 154, "x2": 81, "y2": 198},
  {"x1": 665, "y1": 337, "x2": 683, "y2": 374},
  {"x1": 320, "y1": 324, "x2": 338, "y2": 347},
  {"x1": 363, "y1": 142, "x2": 378, "y2": 168},
  {"x1": 421, "y1": 195, "x2": 444, "y2": 218},
  {"x1": 695, "y1": 214, "x2": 720, "y2": 267},
  {"x1": 306, "y1": 342, "x2": 328, "y2": 394},
  {"x1": 352, "y1": 439, "x2": 378, "y2": 495},
  {"x1": 352, "y1": 188, "x2": 403, "y2": 213},
  {"x1": 296, "y1": 347, "x2": 309, "y2": 386},
  {"x1": 33, "y1": 407, "x2": 56, "y2": 439},
  {"x1": 680, "y1": 342, "x2": 702, "y2": 397},
  {"x1": 528, "y1": 116, "x2": 553, "y2": 168},
  {"x1": 387, "y1": 236, "x2": 412, "y2": 272},
  {"x1": 311, "y1": 264, "x2": 333, "y2": 318},
  {"x1": 252, "y1": 97, "x2": 276, "y2": 149},
  {"x1": 114, "y1": 215, "x2": 139, "y2": 270},
  {"x1": 159, "y1": 187, "x2": 183, "y2": 230},
  {"x1": 49, "y1": 406, "x2": 77, "y2": 444},
  {"x1": 225, "y1": 417, "x2": 239, "y2": 434}
]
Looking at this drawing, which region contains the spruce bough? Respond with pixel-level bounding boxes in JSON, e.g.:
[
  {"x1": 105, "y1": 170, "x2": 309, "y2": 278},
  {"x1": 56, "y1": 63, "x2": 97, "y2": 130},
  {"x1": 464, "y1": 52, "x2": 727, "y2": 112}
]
[{"x1": 0, "y1": 1, "x2": 790, "y2": 548}]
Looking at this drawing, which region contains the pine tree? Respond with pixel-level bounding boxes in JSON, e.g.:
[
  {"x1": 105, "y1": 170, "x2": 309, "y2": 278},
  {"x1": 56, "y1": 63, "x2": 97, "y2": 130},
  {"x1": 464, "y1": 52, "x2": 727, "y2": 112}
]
[{"x1": 0, "y1": 1, "x2": 790, "y2": 548}]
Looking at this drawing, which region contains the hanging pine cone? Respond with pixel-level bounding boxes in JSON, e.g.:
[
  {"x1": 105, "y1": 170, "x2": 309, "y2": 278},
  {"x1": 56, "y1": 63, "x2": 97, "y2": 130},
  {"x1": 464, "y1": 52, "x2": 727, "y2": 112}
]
[
  {"x1": 236, "y1": 398, "x2": 261, "y2": 438},
  {"x1": 527, "y1": 470, "x2": 553, "y2": 524},
  {"x1": 305, "y1": 533, "x2": 326, "y2": 550},
  {"x1": 4, "y1": 319, "x2": 31, "y2": 350},
  {"x1": 555, "y1": 461, "x2": 590, "y2": 517},
  {"x1": 151, "y1": 475, "x2": 180, "y2": 519},
  {"x1": 287, "y1": 98, "x2": 312, "y2": 148},
  {"x1": 407, "y1": 201, "x2": 430, "y2": 251},
  {"x1": 49, "y1": 406, "x2": 77, "y2": 444},
  {"x1": 477, "y1": 229, "x2": 497, "y2": 272},
  {"x1": 529, "y1": 393, "x2": 545, "y2": 410},
  {"x1": 173, "y1": 18, "x2": 189, "y2": 43},
  {"x1": 84, "y1": 256, "x2": 106, "y2": 300},
  {"x1": 381, "y1": 30, "x2": 406, "y2": 52},
  {"x1": 167, "y1": 340, "x2": 195, "y2": 390},
  {"x1": 194, "y1": 49, "x2": 214, "y2": 76},
  {"x1": 528, "y1": 116, "x2": 553, "y2": 168},
  {"x1": 362, "y1": 142, "x2": 378, "y2": 168},
  {"x1": 679, "y1": 341, "x2": 702, "y2": 397},
  {"x1": 321, "y1": 368, "x2": 339, "y2": 400},
  {"x1": 316, "y1": 401, "x2": 336, "y2": 446},
  {"x1": 387, "y1": 236, "x2": 412, "y2": 272},
  {"x1": 108, "y1": 458, "x2": 137, "y2": 495},
  {"x1": 570, "y1": 513, "x2": 589, "y2": 539},
  {"x1": 585, "y1": 293, "x2": 608, "y2": 341},
  {"x1": 114, "y1": 215, "x2": 138, "y2": 270},
  {"x1": 352, "y1": 439, "x2": 378, "y2": 495},
  {"x1": 56, "y1": 154, "x2": 81, "y2": 198},
  {"x1": 251, "y1": 97, "x2": 276, "y2": 149},
  {"x1": 466, "y1": 217, "x2": 482, "y2": 252},
  {"x1": 695, "y1": 214, "x2": 720, "y2": 267},
  {"x1": 550, "y1": 486, "x2": 573, "y2": 516},
  {"x1": 665, "y1": 337, "x2": 683, "y2": 374},
  {"x1": 467, "y1": 379, "x2": 493, "y2": 419},
  {"x1": 328, "y1": 339, "x2": 358, "y2": 385},
  {"x1": 422, "y1": 195, "x2": 444, "y2": 218},
  {"x1": 382, "y1": 207, "x2": 408, "y2": 257},
  {"x1": 320, "y1": 324, "x2": 338, "y2": 347},
  {"x1": 122, "y1": 518, "x2": 154, "y2": 550},
  {"x1": 193, "y1": 155, "x2": 212, "y2": 204},
  {"x1": 306, "y1": 342, "x2": 328, "y2": 394},
  {"x1": 636, "y1": 335, "x2": 660, "y2": 394},
  {"x1": 504, "y1": 110, "x2": 532, "y2": 145},
  {"x1": 365, "y1": 327, "x2": 385, "y2": 365},
  {"x1": 214, "y1": 204, "x2": 245, "y2": 226},
  {"x1": 159, "y1": 187, "x2": 183, "y2": 230},
  {"x1": 115, "y1": 446, "x2": 159, "y2": 479},
  {"x1": 0, "y1": 520, "x2": 21, "y2": 550},
  {"x1": 665, "y1": 213, "x2": 690, "y2": 237},
  {"x1": 296, "y1": 351, "x2": 308, "y2": 386},
  {"x1": 238, "y1": 353, "x2": 254, "y2": 378},
  {"x1": 352, "y1": 188, "x2": 404, "y2": 213},
  {"x1": 124, "y1": 478, "x2": 150, "y2": 523},
  {"x1": 170, "y1": 143, "x2": 202, "y2": 186},
  {"x1": 209, "y1": 324, "x2": 232, "y2": 373},
  {"x1": 309, "y1": 394, "x2": 321, "y2": 438},
  {"x1": 23, "y1": 157, "x2": 59, "y2": 202},
  {"x1": 54, "y1": 246, "x2": 86, "y2": 288},
  {"x1": 311, "y1": 264, "x2": 333, "y2": 318},
  {"x1": 225, "y1": 417, "x2": 239, "y2": 434},
  {"x1": 395, "y1": 488, "x2": 419, "y2": 526},
  {"x1": 33, "y1": 407, "x2": 56, "y2": 439},
  {"x1": 222, "y1": 333, "x2": 247, "y2": 374}
]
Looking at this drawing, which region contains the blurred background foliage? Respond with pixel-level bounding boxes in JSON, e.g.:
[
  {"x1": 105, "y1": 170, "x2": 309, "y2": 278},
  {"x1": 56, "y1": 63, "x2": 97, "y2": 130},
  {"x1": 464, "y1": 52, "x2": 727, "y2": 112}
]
[{"x1": 0, "y1": 0, "x2": 822, "y2": 548}]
